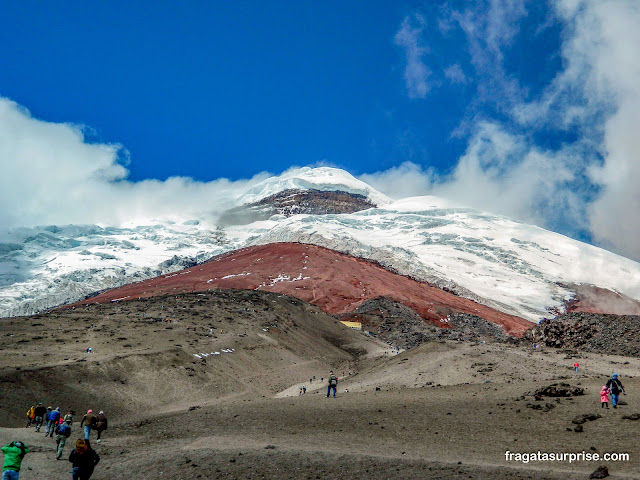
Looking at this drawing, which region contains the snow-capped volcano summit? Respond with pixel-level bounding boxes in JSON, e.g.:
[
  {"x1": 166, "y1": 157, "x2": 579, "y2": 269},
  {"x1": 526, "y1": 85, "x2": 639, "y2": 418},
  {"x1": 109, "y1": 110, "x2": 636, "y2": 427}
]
[
  {"x1": 235, "y1": 167, "x2": 391, "y2": 207},
  {"x1": 2, "y1": 166, "x2": 640, "y2": 322}
]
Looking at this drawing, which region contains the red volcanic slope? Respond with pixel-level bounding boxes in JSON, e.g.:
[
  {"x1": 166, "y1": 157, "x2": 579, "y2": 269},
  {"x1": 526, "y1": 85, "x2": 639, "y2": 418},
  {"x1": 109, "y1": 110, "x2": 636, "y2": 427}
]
[{"x1": 73, "y1": 243, "x2": 533, "y2": 336}]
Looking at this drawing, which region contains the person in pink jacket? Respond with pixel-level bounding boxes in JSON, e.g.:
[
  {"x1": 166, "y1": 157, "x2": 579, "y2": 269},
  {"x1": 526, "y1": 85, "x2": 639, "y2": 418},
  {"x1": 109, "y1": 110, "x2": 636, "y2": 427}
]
[{"x1": 600, "y1": 385, "x2": 610, "y2": 409}]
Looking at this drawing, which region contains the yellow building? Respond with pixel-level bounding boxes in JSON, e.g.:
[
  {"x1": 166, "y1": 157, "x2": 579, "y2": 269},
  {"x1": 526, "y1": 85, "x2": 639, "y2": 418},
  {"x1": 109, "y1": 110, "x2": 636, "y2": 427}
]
[{"x1": 340, "y1": 321, "x2": 362, "y2": 330}]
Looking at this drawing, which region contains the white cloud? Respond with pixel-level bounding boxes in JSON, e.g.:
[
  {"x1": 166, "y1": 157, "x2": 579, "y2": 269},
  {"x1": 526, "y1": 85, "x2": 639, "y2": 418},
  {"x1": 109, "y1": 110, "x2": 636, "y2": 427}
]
[
  {"x1": 394, "y1": 15, "x2": 431, "y2": 99},
  {"x1": 444, "y1": 64, "x2": 467, "y2": 84},
  {"x1": 0, "y1": 97, "x2": 271, "y2": 228},
  {"x1": 358, "y1": 162, "x2": 436, "y2": 200},
  {"x1": 394, "y1": 0, "x2": 640, "y2": 262},
  {"x1": 361, "y1": 124, "x2": 589, "y2": 239},
  {"x1": 511, "y1": 0, "x2": 640, "y2": 260},
  {"x1": 450, "y1": 0, "x2": 528, "y2": 110}
]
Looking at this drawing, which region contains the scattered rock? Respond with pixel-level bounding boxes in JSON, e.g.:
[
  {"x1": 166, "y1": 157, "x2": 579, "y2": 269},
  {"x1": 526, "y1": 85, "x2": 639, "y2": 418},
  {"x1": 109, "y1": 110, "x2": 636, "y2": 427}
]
[
  {"x1": 572, "y1": 413, "x2": 602, "y2": 425},
  {"x1": 621, "y1": 413, "x2": 640, "y2": 421},
  {"x1": 526, "y1": 403, "x2": 555, "y2": 412},
  {"x1": 589, "y1": 465, "x2": 609, "y2": 479},
  {"x1": 533, "y1": 383, "x2": 584, "y2": 398}
]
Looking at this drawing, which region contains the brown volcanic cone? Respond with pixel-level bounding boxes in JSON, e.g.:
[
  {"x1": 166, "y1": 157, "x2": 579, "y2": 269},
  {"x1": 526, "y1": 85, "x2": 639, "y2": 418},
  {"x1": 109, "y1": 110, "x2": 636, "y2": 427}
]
[{"x1": 72, "y1": 242, "x2": 532, "y2": 336}]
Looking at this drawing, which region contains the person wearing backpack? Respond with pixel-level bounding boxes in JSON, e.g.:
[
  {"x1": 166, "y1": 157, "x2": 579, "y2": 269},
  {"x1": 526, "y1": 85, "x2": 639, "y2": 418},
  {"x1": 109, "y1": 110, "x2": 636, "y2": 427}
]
[
  {"x1": 606, "y1": 373, "x2": 626, "y2": 408},
  {"x1": 54, "y1": 421, "x2": 72, "y2": 460},
  {"x1": 326, "y1": 371, "x2": 338, "y2": 398},
  {"x1": 63, "y1": 411, "x2": 74, "y2": 426},
  {"x1": 47, "y1": 408, "x2": 61, "y2": 438},
  {"x1": 1, "y1": 441, "x2": 29, "y2": 480}
]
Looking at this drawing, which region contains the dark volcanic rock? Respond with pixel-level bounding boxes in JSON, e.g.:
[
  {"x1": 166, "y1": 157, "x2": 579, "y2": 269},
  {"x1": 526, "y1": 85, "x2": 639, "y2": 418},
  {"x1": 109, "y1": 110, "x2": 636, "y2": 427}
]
[
  {"x1": 219, "y1": 189, "x2": 376, "y2": 225},
  {"x1": 522, "y1": 312, "x2": 640, "y2": 358},
  {"x1": 571, "y1": 413, "x2": 601, "y2": 424},
  {"x1": 344, "y1": 297, "x2": 514, "y2": 350},
  {"x1": 589, "y1": 465, "x2": 609, "y2": 479},
  {"x1": 621, "y1": 413, "x2": 640, "y2": 421},
  {"x1": 534, "y1": 384, "x2": 584, "y2": 398}
]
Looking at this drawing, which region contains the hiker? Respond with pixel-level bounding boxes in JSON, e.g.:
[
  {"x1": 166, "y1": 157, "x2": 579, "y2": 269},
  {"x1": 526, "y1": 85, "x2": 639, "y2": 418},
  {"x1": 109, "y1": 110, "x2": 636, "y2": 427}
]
[
  {"x1": 47, "y1": 407, "x2": 61, "y2": 437},
  {"x1": 63, "y1": 411, "x2": 74, "y2": 426},
  {"x1": 326, "y1": 371, "x2": 338, "y2": 398},
  {"x1": 600, "y1": 385, "x2": 611, "y2": 409},
  {"x1": 80, "y1": 410, "x2": 97, "y2": 443},
  {"x1": 302, "y1": 386, "x2": 306, "y2": 394},
  {"x1": 95, "y1": 412, "x2": 108, "y2": 443},
  {"x1": 68, "y1": 439, "x2": 100, "y2": 480},
  {"x1": 2, "y1": 441, "x2": 29, "y2": 480},
  {"x1": 44, "y1": 407, "x2": 52, "y2": 435},
  {"x1": 25, "y1": 406, "x2": 34, "y2": 428},
  {"x1": 54, "y1": 421, "x2": 72, "y2": 460},
  {"x1": 606, "y1": 373, "x2": 626, "y2": 408},
  {"x1": 573, "y1": 362, "x2": 579, "y2": 373},
  {"x1": 33, "y1": 403, "x2": 46, "y2": 432}
]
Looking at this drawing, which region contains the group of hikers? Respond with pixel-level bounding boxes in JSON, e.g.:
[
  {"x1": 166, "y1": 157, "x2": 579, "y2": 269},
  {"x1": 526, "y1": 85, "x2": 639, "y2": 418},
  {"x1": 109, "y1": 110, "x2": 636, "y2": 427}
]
[{"x1": 5, "y1": 405, "x2": 108, "y2": 479}]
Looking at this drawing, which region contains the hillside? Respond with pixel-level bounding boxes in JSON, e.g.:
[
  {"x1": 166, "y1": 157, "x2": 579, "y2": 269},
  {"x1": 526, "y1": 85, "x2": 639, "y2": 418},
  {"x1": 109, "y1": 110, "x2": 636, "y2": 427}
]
[
  {"x1": 1, "y1": 294, "x2": 640, "y2": 479},
  {"x1": 69, "y1": 242, "x2": 533, "y2": 336},
  {"x1": 0, "y1": 289, "x2": 387, "y2": 425}
]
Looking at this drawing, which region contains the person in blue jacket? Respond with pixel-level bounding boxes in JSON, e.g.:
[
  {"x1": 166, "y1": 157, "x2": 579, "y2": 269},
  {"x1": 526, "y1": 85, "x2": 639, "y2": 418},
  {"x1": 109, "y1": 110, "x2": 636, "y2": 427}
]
[{"x1": 47, "y1": 408, "x2": 61, "y2": 438}]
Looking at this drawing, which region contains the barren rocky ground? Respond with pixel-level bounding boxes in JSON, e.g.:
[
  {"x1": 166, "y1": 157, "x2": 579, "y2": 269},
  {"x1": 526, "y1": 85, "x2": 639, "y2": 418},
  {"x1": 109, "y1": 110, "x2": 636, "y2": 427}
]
[{"x1": 1, "y1": 291, "x2": 639, "y2": 479}]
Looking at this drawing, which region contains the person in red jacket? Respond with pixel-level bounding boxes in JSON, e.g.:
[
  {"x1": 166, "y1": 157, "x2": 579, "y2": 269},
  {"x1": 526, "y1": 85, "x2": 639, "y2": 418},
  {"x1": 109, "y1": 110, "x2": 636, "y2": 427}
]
[{"x1": 573, "y1": 362, "x2": 579, "y2": 373}]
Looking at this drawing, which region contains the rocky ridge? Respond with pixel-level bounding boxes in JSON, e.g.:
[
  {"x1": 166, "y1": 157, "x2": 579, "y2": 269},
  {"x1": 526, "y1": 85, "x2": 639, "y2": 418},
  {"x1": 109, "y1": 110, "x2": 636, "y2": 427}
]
[{"x1": 522, "y1": 312, "x2": 640, "y2": 357}]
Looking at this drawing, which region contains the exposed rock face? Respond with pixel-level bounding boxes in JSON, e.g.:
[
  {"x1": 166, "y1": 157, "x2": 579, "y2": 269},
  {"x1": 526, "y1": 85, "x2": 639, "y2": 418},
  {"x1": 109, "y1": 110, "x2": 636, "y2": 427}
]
[
  {"x1": 339, "y1": 297, "x2": 512, "y2": 349},
  {"x1": 522, "y1": 312, "x2": 640, "y2": 357},
  {"x1": 68, "y1": 242, "x2": 532, "y2": 337},
  {"x1": 219, "y1": 189, "x2": 376, "y2": 225}
]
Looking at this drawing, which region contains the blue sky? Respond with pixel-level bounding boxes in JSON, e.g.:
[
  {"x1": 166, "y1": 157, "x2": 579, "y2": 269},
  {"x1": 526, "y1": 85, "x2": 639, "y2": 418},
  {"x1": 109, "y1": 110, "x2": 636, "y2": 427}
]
[{"x1": 1, "y1": 1, "x2": 640, "y2": 261}]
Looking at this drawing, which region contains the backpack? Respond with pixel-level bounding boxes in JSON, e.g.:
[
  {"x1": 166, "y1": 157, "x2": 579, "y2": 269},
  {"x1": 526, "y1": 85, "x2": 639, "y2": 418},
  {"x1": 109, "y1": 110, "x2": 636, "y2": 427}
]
[
  {"x1": 329, "y1": 375, "x2": 337, "y2": 386},
  {"x1": 57, "y1": 423, "x2": 71, "y2": 438}
]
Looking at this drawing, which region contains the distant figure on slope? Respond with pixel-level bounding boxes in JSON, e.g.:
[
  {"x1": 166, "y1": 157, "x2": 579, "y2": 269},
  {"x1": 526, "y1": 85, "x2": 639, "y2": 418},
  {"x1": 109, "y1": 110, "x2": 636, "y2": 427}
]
[
  {"x1": 606, "y1": 373, "x2": 625, "y2": 409},
  {"x1": 573, "y1": 362, "x2": 579, "y2": 373},
  {"x1": 33, "y1": 403, "x2": 46, "y2": 432},
  {"x1": 54, "y1": 421, "x2": 72, "y2": 460},
  {"x1": 2, "y1": 441, "x2": 29, "y2": 480},
  {"x1": 69, "y1": 440, "x2": 99, "y2": 480},
  {"x1": 80, "y1": 410, "x2": 97, "y2": 444},
  {"x1": 326, "y1": 371, "x2": 338, "y2": 398},
  {"x1": 25, "y1": 406, "x2": 35, "y2": 428},
  {"x1": 95, "y1": 412, "x2": 108, "y2": 443},
  {"x1": 47, "y1": 407, "x2": 61, "y2": 437},
  {"x1": 600, "y1": 385, "x2": 610, "y2": 409}
]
